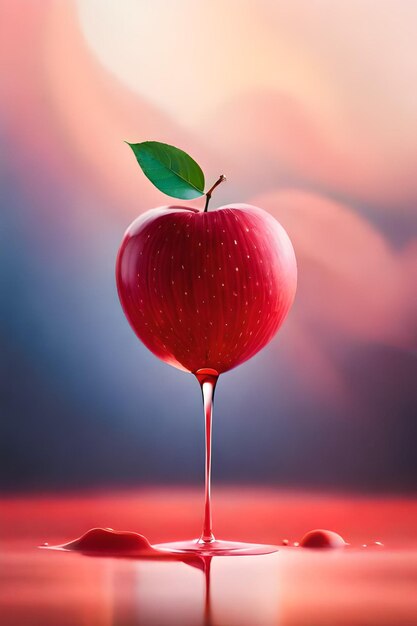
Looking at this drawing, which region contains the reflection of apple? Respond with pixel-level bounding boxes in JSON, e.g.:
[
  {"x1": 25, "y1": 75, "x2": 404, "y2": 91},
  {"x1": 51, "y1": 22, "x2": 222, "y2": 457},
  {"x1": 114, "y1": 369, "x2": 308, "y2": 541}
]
[{"x1": 116, "y1": 204, "x2": 297, "y2": 374}]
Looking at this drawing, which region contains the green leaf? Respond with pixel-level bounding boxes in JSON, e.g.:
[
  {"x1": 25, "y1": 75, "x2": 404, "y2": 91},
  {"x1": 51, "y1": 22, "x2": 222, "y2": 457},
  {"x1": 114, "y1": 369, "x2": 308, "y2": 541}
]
[{"x1": 127, "y1": 141, "x2": 205, "y2": 200}]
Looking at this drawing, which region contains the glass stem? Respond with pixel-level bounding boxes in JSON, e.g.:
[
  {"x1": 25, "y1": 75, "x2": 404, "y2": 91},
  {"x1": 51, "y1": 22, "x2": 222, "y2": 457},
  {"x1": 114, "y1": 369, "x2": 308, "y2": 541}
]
[{"x1": 195, "y1": 369, "x2": 219, "y2": 543}]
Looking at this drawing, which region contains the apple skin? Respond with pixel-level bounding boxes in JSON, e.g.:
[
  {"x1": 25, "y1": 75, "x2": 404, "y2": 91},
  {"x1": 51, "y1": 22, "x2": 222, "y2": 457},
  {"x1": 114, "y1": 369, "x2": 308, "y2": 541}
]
[{"x1": 116, "y1": 204, "x2": 297, "y2": 374}]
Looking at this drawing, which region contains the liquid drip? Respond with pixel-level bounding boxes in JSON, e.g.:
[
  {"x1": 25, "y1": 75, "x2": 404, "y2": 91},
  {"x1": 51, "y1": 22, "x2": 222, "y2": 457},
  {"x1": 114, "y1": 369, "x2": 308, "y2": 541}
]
[
  {"x1": 154, "y1": 369, "x2": 279, "y2": 556},
  {"x1": 195, "y1": 368, "x2": 218, "y2": 543}
]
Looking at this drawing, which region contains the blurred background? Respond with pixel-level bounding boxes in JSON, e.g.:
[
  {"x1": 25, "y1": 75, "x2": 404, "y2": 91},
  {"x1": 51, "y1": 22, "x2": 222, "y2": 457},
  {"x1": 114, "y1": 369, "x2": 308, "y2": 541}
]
[{"x1": 1, "y1": 0, "x2": 416, "y2": 494}]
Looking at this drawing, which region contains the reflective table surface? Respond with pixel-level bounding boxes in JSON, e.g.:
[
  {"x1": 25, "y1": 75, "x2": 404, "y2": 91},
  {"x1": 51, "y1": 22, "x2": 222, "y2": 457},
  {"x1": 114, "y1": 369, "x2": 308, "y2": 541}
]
[{"x1": 1, "y1": 488, "x2": 417, "y2": 626}]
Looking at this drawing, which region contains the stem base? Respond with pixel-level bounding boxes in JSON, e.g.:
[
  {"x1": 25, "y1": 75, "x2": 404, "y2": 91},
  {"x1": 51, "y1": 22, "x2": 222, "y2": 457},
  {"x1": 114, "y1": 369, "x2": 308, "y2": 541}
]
[{"x1": 153, "y1": 538, "x2": 278, "y2": 556}]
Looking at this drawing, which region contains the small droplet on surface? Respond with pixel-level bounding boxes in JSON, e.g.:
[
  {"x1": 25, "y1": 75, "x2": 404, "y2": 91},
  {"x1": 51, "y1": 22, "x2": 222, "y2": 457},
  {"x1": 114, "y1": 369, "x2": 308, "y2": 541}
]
[
  {"x1": 374, "y1": 541, "x2": 384, "y2": 547},
  {"x1": 282, "y1": 539, "x2": 289, "y2": 546},
  {"x1": 42, "y1": 542, "x2": 49, "y2": 547},
  {"x1": 300, "y1": 529, "x2": 346, "y2": 549},
  {"x1": 293, "y1": 542, "x2": 300, "y2": 547}
]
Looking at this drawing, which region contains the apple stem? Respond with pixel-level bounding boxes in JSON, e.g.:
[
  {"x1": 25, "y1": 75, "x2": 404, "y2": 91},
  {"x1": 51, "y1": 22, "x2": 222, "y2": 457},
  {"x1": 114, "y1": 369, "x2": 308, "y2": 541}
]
[{"x1": 204, "y1": 175, "x2": 226, "y2": 212}]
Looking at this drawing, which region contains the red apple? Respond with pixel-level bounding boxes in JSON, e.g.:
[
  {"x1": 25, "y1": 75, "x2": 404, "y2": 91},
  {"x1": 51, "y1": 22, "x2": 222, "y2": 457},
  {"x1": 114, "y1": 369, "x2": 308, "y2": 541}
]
[{"x1": 116, "y1": 204, "x2": 296, "y2": 374}]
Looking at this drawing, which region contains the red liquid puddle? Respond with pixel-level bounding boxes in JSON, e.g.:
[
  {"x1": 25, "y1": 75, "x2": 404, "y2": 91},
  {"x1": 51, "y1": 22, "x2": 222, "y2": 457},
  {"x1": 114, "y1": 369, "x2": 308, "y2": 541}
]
[
  {"x1": 42, "y1": 527, "x2": 363, "y2": 558},
  {"x1": 42, "y1": 529, "x2": 215, "y2": 625},
  {"x1": 41, "y1": 528, "x2": 205, "y2": 561},
  {"x1": 41, "y1": 527, "x2": 383, "y2": 626},
  {"x1": 42, "y1": 527, "x2": 277, "y2": 558},
  {"x1": 47, "y1": 527, "x2": 158, "y2": 556}
]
